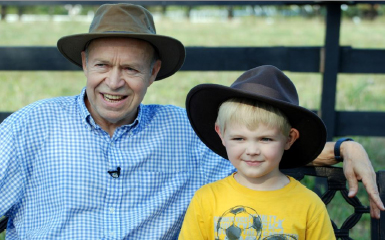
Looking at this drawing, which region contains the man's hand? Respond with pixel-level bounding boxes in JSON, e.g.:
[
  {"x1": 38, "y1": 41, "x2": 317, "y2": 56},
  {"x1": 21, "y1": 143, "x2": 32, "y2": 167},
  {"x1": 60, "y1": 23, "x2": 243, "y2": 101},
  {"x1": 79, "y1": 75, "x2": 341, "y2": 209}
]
[
  {"x1": 341, "y1": 141, "x2": 385, "y2": 219},
  {"x1": 309, "y1": 141, "x2": 385, "y2": 218}
]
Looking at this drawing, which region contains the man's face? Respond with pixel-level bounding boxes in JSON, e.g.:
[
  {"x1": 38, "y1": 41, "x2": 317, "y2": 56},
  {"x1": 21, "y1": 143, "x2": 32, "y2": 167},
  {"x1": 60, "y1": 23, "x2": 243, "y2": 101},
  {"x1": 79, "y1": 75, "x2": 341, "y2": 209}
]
[{"x1": 81, "y1": 38, "x2": 161, "y2": 131}]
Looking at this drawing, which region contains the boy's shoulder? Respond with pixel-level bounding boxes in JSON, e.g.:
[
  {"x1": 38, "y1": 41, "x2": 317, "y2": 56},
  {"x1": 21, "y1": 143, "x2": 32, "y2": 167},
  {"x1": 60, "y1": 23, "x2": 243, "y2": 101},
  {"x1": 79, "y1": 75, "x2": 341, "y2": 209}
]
[
  {"x1": 288, "y1": 177, "x2": 326, "y2": 205},
  {"x1": 194, "y1": 175, "x2": 233, "y2": 197}
]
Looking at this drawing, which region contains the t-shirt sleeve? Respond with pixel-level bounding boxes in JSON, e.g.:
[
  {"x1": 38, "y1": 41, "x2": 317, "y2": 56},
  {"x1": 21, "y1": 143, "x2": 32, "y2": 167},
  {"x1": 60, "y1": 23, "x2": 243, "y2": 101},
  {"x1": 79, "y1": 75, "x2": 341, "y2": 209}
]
[
  {"x1": 178, "y1": 187, "x2": 210, "y2": 240},
  {"x1": 306, "y1": 197, "x2": 336, "y2": 240}
]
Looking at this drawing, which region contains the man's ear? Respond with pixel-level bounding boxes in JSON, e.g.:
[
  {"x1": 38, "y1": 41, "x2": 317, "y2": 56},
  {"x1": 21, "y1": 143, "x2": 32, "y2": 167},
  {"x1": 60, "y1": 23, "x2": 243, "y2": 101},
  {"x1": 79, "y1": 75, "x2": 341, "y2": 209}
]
[
  {"x1": 214, "y1": 123, "x2": 226, "y2": 146},
  {"x1": 81, "y1": 51, "x2": 87, "y2": 73},
  {"x1": 285, "y1": 128, "x2": 300, "y2": 150},
  {"x1": 148, "y1": 60, "x2": 162, "y2": 86}
]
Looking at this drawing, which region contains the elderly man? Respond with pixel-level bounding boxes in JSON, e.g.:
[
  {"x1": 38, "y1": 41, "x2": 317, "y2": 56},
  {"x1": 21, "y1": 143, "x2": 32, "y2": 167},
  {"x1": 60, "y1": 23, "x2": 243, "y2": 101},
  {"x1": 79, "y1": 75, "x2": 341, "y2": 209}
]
[{"x1": 0, "y1": 3, "x2": 383, "y2": 239}]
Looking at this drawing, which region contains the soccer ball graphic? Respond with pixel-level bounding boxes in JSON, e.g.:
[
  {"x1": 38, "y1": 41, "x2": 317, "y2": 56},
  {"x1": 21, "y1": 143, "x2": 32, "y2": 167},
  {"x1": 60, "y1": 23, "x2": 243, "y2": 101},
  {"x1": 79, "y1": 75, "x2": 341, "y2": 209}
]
[{"x1": 215, "y1": 205, "x2": 262, "y2": 240}]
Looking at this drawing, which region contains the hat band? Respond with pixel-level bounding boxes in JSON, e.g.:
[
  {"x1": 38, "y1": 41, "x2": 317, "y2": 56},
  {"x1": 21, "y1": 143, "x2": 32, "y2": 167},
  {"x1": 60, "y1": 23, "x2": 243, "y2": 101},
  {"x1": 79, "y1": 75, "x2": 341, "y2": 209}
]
[{"x1": 92, "y1": 30, "x2": 155, "y2": 34}]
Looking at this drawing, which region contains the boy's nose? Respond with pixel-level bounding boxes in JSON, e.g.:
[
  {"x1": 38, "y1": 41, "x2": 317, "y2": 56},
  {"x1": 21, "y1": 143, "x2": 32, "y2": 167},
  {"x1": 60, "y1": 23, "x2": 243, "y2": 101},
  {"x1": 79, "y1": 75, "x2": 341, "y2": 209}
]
[{"x1": 246, "y1": 142, "x2": 260, "y2": 155}]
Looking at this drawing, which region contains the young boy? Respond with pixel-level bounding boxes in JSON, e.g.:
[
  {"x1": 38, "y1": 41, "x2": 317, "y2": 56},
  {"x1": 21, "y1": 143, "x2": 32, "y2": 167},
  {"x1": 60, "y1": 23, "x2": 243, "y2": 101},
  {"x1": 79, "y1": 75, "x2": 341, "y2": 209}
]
[{"x1": 179, "y1": 65, "x2": 335, "y2": 240}]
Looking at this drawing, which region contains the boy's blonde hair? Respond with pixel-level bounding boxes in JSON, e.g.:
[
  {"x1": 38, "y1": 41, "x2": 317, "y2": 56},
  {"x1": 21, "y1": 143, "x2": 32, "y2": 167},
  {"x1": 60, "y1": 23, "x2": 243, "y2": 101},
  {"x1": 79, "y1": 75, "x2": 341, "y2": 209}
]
[{"x1": 216, "y1": 98, "x2": 292, "y2": 136}]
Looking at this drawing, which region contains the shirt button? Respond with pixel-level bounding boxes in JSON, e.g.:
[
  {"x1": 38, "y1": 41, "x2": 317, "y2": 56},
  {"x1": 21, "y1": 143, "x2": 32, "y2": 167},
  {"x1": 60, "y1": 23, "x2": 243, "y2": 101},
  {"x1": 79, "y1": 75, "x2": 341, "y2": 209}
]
[
  {"x1": 109, "y1": 208, "x2": 115, "y2": 213},
  {"x1": 110, "y1": 231, "x2": 115, "y2": 237}
]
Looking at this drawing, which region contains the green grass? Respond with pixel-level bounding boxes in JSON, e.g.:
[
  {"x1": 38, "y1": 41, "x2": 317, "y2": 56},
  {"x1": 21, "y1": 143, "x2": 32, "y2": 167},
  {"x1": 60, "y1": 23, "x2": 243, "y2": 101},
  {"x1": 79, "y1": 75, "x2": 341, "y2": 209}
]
[{"x1": 1, "y1": 11, "x2": 385, "y2": 240}]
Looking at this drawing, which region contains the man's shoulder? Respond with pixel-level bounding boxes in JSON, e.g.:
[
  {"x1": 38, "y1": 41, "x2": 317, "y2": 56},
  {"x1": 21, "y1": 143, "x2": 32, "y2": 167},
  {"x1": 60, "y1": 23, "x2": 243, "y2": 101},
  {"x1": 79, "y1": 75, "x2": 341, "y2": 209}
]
[
  {"x1": 3, "y1": 95, "x2": 79, "y2": 125},
  {"x1": 142, "y1": 104, "x2": 186, "y2": 114},
  {"x1": 25, "y1": 95, "x2": 76, "y2": 112},
  {"x1": 140, "y1": 104, "x2": 188, "y2": 122}
]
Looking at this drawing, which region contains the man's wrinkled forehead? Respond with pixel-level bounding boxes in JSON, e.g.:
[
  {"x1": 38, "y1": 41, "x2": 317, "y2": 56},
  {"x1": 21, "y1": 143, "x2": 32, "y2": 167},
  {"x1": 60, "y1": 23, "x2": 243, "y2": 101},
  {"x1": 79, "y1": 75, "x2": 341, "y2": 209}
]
[{"x1": 85, "y1": 37, "x2": 155, "y2": 54}]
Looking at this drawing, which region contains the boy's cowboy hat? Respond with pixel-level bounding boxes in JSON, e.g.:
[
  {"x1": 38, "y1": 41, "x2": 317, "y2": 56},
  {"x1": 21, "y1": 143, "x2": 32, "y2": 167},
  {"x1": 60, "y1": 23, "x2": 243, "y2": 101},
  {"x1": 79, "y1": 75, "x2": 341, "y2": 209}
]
[
  {"x1": 186, "y1": 65, "x2": 327, "y2": 169},
  {"x1": 57, "y1": 3, "x2": 185, "y2": 80}
]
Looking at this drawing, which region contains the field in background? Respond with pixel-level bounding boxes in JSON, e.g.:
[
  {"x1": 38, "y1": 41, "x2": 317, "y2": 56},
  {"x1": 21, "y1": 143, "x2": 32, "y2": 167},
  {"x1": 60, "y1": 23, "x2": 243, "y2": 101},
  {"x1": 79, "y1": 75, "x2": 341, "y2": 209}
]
[{"x1": 0, "y1": 8, "x2": 384, "y2": 239}]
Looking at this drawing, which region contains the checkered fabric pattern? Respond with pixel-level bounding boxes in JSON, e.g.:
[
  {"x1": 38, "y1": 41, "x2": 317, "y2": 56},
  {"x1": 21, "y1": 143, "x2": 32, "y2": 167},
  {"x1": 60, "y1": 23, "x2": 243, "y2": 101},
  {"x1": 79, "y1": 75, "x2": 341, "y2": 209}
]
[{"x1": 0, "y1": 88, "x2": 235, "y2": 240}]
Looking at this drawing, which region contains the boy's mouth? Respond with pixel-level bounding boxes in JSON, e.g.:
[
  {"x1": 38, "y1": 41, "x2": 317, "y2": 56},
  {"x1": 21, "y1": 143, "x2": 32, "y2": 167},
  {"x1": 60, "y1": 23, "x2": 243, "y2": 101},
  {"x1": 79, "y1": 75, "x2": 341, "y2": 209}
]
[{"x1": 243, "y1": 159, "x2": 264, "y2": 166}]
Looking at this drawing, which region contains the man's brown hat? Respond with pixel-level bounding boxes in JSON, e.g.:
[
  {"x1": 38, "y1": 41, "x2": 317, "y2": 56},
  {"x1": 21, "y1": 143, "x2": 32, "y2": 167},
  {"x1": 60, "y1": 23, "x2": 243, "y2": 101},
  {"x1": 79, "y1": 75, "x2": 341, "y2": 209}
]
[
  {"x1": 186, "y1": 65, "x2": 327, "y2": 169},
  {"x1": 57, "y1": 3, "x2": 185, "y2": 80}
]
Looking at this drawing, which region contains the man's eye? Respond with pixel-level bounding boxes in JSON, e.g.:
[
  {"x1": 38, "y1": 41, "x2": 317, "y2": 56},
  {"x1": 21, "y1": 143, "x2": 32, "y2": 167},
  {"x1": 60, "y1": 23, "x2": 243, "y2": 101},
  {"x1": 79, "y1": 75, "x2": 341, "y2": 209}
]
[
  {"x1": 96, "y1": 63, "x2": 107, "y2": 67},
  {"x1": 124, "y1": 67, "x2": 138, "y2": 73}
]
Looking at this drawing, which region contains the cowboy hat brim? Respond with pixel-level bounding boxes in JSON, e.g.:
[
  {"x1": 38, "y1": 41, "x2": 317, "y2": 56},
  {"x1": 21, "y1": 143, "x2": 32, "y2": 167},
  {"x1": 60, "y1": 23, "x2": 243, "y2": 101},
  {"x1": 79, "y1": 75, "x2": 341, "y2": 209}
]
[
  {"x1": 57, "y1": 32, "x2": 185, "y2": 81},
  {"x1": 186, "y1": 84, "x2": 327, "y2": 169}
]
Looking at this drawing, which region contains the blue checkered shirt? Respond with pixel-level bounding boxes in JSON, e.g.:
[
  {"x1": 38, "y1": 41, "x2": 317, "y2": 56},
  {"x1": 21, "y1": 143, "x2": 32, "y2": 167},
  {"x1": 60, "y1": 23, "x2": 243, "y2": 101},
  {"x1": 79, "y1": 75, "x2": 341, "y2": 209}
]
[{"x1": 0, "y1": 88, "x2": 235, "y2": 239}]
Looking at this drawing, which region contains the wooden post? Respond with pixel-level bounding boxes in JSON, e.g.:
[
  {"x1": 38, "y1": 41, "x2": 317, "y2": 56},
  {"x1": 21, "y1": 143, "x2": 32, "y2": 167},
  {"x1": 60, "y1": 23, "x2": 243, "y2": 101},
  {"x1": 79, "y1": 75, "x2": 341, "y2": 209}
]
[
  {"x1": 315, "y1": 2, "x2": 342, "y2": 196},
  {"x1": 186, "y1": 6, "x2": 192, "y2": 19},
  {"x1": 17, "y1": 6, "x2": 23, "y2": 21},
  {"x1": 161, "y1": 5, "x2": 167, "y2": 16},
  {"x1": 227, "y1": 6, "x2": 233, "y2": 20},
  {"x1": 1, "y1": 5, "x2": 6, "y2": 21},
  {"x1": 320, "y1": 2, "x2": 342, "y2": 140}
]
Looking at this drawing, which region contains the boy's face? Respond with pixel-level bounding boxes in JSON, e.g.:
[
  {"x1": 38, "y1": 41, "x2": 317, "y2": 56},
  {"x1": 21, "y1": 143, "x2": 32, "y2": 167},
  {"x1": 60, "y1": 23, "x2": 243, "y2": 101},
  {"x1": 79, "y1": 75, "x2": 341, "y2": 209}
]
[{"x1": 215, "y1": 122, "x2": 298, "y2": 188}]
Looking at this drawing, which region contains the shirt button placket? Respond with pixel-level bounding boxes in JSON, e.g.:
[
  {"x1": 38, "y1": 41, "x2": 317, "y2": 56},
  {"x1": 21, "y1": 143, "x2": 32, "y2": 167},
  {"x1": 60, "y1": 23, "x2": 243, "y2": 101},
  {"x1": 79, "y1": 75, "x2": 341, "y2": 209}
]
[{"x1": 104, "y1": 140, "x2": 121, "y2": 239}]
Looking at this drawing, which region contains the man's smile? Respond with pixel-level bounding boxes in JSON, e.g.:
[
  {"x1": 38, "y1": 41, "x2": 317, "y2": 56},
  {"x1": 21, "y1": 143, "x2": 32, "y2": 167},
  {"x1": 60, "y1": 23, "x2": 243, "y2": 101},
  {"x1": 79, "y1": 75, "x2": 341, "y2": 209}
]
[{"x1": 102, "y1": 93, "x2": 128, "y2": 103}]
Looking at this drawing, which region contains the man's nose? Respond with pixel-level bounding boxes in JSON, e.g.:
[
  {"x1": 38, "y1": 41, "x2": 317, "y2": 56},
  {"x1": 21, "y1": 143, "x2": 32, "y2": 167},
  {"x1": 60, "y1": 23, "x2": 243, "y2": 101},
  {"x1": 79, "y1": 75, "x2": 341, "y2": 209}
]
[{"x1": 106, "y1": 68, "x2": 125, "y2": 89}]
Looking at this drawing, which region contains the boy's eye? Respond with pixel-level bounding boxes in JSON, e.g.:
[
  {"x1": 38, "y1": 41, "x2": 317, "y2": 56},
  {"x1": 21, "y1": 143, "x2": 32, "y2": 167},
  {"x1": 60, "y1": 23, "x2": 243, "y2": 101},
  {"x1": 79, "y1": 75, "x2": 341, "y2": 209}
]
[
  {"x1": 261, "y1": 138, "x2": 272, "y2": 142},
  {"x1": 232, "y1": 138, "x2": 243, "y2": 141}
]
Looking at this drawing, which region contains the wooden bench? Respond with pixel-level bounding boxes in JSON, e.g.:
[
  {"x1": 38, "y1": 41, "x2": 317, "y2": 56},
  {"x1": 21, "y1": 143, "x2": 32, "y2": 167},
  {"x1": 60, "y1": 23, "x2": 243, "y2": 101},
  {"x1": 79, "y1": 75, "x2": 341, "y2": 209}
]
[{"x1": 1, "y1": 166, "x2": 384, "y2": 239}]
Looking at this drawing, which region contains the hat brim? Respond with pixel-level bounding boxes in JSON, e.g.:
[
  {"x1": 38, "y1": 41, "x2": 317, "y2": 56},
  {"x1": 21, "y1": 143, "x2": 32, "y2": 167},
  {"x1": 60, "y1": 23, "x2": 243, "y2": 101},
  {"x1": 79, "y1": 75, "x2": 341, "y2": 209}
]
[
  {"x1": 57, "y1": 33, "x2": 185, "y2": 80},
  {"x1": 186, "y1": 84, "x2": 327, "y2": 169}
]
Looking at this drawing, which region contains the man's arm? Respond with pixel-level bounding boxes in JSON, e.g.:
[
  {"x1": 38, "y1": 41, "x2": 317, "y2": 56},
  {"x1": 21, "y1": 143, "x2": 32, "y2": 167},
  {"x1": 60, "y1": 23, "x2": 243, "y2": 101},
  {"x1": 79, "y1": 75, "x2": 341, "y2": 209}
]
[{"x1": 308, "y1": 141, "x2": 385, "y2": 219}]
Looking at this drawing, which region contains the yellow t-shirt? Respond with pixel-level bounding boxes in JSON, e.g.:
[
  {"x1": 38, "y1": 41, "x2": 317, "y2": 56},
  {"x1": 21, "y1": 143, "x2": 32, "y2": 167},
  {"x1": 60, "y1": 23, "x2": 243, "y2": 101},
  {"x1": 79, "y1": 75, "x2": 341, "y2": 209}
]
[{"x1": 179, "y1": 174, "x2": 335, "y2": 240}]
